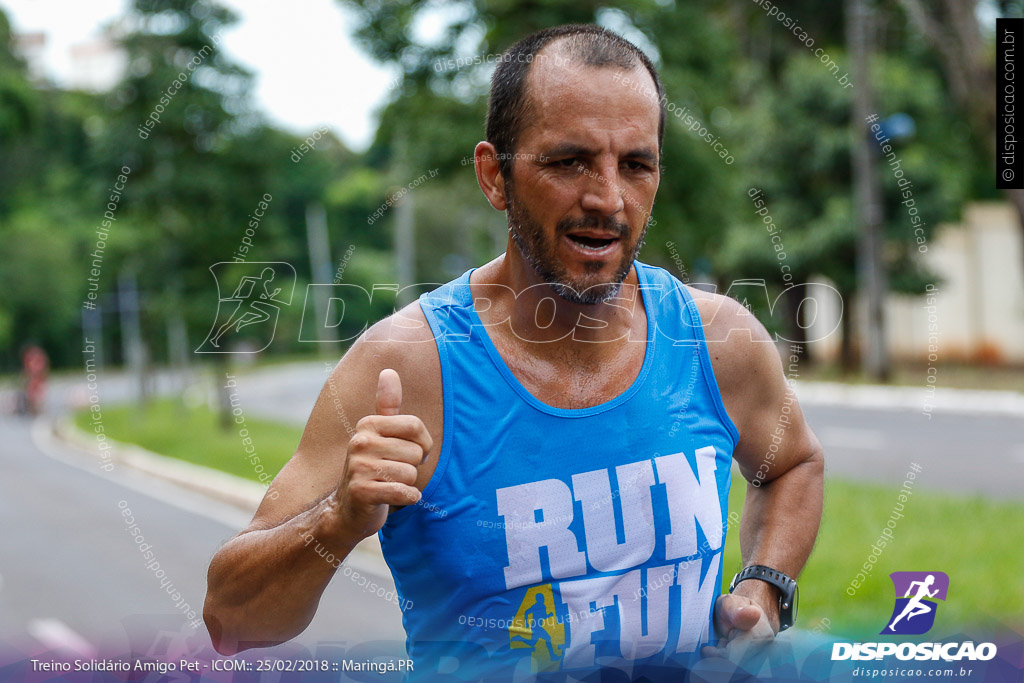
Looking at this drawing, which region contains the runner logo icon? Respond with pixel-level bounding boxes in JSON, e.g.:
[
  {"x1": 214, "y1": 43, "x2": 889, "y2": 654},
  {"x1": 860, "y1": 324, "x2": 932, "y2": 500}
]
[
  {"x1": 197, "y1": 262, "x2": 295, "y2": 353},
  {"x1": 881, "y1": 571, "x2": 949, "y2": 635}
]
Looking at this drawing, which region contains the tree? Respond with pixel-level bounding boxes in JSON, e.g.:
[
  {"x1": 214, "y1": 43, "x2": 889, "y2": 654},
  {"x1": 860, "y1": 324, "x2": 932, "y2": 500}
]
[
  {"x1": 337, "y1": 0, "x2": 747, "y2": 294},
  {"x1": 0, "y1": 10, "x2": 105, "y2": 368},
  {"x1": 718, "y1": 3, "x2": 976, "y2": 369},
  {"x1": 898, "y1": 0, "x2": 1023, "y2": 269}
]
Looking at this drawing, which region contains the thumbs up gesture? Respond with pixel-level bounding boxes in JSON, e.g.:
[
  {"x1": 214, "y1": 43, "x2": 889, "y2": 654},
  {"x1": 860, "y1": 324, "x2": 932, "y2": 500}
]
[{"x1": 333, "y1": 369, "x2": 434, "y2": 544}]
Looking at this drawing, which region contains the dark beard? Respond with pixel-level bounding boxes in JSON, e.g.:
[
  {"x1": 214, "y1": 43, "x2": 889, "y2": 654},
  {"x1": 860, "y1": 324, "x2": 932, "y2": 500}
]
[{"x1": 506, "y1": 190, "x2": 647, "y2": 305}]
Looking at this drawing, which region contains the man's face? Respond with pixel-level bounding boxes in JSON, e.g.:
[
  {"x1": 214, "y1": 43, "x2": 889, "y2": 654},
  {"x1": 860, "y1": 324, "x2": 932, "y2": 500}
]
[{"x1": 504, "y1": 51, "x2": 661, "y2": 305}]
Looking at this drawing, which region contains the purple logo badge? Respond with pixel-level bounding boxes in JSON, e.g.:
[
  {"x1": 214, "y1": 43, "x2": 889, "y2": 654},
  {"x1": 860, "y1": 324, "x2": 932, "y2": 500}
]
[{"x1": 881, "y1": 571, "x2": 949, "y2": 635}]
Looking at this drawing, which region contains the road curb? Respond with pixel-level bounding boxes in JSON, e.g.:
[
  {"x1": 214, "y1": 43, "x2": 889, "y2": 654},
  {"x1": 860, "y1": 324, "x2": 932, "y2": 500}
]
[
  {"x1": 46, "y1": 416, "x2": 390, "y2": 574},
  {"x1": 53, "y1": 416, "x2": 272, "y2": 510},
  {"x1": 795, "y1": 381, "x2": 1024, "y2": 417}
]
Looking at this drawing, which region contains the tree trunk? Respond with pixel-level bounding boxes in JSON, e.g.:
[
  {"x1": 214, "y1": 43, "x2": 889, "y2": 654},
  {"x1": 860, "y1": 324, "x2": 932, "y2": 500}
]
[
  {"x1": 1003, "y1": 190, "x2": 1024, "y2": 265},
  {"x1": 214, "y1": 353, "x2": 233, "y2": 431},
  {"x1": 783, "y1": 286, "x2": 812, "y2": 362},
  {"x1": 840, "y1": 289, "x2": 857, "y2": 375}
]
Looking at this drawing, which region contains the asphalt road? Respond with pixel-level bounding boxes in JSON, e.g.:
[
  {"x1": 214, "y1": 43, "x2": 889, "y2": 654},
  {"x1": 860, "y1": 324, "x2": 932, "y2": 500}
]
[
  {"x1": 806, "y1": 404, "x2": 1024, "y2": 499},
  {"x1": 0, "y1": 412, "x2": 407, "y2": 668}
]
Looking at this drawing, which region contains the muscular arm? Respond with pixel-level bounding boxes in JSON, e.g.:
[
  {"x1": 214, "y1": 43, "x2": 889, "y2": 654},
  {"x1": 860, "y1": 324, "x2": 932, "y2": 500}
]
[
  {"x1": 203, "y1": 305, "x2": 440, "y2": 654},
  {"x1": 697, "y1": 292, "x2": 825, "y2": 632}
]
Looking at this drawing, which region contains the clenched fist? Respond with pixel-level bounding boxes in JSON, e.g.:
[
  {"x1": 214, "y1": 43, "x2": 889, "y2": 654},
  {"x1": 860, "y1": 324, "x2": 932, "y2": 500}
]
[
  {"x1": 700, "y1": 592, "x2": 776, "y2": 662},
  {"x1": 333, "y1": 369, "x2": 433, "y2": 544}
]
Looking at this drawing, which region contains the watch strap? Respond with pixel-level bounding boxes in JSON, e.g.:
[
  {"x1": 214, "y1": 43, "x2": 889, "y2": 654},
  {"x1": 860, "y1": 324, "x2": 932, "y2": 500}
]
[{"x1": 729, "y1": 564, "x2": 797, "y2": 631}]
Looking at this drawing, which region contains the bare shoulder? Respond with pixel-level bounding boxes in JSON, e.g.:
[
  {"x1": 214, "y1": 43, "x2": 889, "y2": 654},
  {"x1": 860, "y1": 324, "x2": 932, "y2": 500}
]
[
  {"x1": 352, "y1": 300, "x2": 440, "y2": 370},
  {"x1": 314, "y1": 299, "x2": 442, "y2": 441},
  {"x1": 348, "y1": 300, "x2": 443, "y2": 410},
  {"x1": 683, "y1": 286, "x2": 784, "y2": 431},
  {"x1": 685, "y1": 286, "x2": 775, "y2": 358}
]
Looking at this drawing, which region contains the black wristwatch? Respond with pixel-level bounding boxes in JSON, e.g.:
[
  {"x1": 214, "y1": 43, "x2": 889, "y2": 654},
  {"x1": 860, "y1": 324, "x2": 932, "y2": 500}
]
[{"x1": 729, "y1": 565, "x2": 799, "y2": 632}]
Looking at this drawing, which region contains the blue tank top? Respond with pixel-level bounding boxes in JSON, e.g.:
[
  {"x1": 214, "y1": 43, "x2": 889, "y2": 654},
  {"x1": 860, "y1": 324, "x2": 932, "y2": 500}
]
[{"x1": 379, "y1": 261, "x2": 738, "y2": 681}]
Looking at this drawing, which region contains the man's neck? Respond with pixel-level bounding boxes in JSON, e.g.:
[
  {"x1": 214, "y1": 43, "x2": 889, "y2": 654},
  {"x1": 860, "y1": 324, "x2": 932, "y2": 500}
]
[{"x1": 471, "y1": 250, "x2": 647, "y2": 355}]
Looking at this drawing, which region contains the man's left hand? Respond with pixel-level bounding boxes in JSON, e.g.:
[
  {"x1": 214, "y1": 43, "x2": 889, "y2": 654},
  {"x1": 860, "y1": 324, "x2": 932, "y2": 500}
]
[{"x1": 701, "y1": 581, "x2": 779, "y2": 660}]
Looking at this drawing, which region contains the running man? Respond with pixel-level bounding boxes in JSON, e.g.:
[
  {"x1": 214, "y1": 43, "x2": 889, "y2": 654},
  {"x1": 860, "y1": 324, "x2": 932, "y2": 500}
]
[
  {"x1": 208, "y1": 267, "x2": 283, "y2": 348},
  {"x1": 205, "y1": 24, "x2": 824, "y2": 679},
  {"x1": 888, "y1": 575, "x2": 939, "y2": 632}
]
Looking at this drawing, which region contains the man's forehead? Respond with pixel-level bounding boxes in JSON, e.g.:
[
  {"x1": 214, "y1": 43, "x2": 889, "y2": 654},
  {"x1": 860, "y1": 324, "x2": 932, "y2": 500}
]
[
  {"x1": 528, "y1": 40, "x2": 656, "y2": 92},
  {"x1": 521, "y1": 51, "x2": 660, "y2": 149}
]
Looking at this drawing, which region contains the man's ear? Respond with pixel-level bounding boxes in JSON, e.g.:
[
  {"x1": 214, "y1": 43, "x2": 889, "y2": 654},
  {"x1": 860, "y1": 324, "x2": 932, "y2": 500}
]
[{"x1": 474, "y1": 141, "x2": 508, "y2": 211}]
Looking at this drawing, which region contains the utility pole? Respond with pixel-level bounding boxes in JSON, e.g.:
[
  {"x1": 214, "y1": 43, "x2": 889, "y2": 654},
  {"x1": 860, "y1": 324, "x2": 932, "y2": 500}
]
[
  {"x1": 167, "y1": 279, "x2": 190, "y2": 397},
  {"x1": 82, "y1": 305, "x2": 104, "y2": 370},
  {"x1": 117, "y1": 270, "x2": 149, "y2": 403},
  {"x1": 847, "y1": 0, "x2": 890, "y2": 382},
  {"x1": 306, "y1": 202, "x2": 339, "y2": 354},
  {"x1": 394, "y1": 132, "x2": 416, "y2": 308},
  {"x1": 395, "y1": 191, "x2": 415, "y2": 307}
]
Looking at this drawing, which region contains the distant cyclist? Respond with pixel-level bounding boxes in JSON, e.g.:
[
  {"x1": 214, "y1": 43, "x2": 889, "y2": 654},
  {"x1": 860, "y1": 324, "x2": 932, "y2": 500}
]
[{"x1": 20, "y1": 345, "x2": 49, "y2": 416}]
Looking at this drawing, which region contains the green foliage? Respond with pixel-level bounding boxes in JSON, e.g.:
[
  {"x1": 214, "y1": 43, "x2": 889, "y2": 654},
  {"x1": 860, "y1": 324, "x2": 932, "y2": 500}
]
[
  {"x1": 0, "y1": 209, "x2": 83, "y2": 359},
  {"x1": 0, "y1": 1, "x2": 1002, "y2": 371},
  {"x1": 337, "y1": 0, "x2": 981, "y2": 319},
  {"x1": 0, "y1": 12, "x2": 39, "y2": 150},
  {"x1": 721, "y1": 48, "x2": 972, "y2": 298}
]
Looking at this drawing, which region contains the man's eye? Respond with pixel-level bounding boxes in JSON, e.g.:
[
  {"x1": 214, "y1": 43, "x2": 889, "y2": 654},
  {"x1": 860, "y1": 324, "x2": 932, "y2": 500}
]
[
  {"x1": 624, "y1": 160, "x2": 649, "y2": 171},
  {"x1": 555, "y1": 158, "x2": 580, "y2": 168}
]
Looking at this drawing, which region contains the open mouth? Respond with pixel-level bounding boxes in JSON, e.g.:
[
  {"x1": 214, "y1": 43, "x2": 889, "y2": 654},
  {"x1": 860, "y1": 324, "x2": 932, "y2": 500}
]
[{"x1": 565, "y1": 234, "x2": 620, "y2": 252}]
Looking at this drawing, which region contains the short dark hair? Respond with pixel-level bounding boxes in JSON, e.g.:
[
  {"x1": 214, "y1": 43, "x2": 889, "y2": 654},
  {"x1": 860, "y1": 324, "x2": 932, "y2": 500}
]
[{"x1": 486, "y1": 24, "x2": 665, "y2": 181}]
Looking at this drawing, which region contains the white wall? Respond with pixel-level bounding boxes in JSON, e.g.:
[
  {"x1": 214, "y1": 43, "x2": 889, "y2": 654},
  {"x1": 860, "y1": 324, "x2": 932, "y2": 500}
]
[{"x1": 806, "y1": 202, "x2": 1024, "y2": 365}]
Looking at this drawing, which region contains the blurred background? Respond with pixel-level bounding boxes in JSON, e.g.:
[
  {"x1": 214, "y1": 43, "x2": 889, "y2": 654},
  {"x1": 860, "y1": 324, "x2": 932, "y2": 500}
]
[{"x1": 0, "y1": 0, "x2": 1021, "y2": 671}]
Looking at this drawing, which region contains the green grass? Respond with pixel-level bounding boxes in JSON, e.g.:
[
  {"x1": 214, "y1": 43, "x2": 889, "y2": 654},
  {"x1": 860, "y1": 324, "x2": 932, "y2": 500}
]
[
  {"x1": 74, "y1": 397, "x2": 302, "y2": 482},
  {"x1": 723, "y1": 474, "x2": 1024, "y2": 637},
  {"x1": 77, "y1": 399, "x2": 1024, "y2": 637}
]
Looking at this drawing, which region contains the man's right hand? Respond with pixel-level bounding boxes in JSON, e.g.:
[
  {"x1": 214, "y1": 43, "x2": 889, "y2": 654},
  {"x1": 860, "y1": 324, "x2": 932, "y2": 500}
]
[{"x1": 331, "y1": 368, "x2": 433, "y2": 545}]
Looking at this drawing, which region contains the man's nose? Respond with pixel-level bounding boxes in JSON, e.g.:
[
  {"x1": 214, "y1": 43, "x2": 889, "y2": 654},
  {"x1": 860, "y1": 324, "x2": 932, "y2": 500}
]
[{"x1": 580, "y1": 164, "x2": 625, "y2": 216}]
